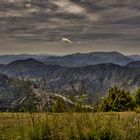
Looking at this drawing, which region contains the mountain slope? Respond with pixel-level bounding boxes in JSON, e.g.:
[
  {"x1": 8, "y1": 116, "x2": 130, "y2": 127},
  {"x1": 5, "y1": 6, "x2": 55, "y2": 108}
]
[
  {"x1": 43, "y1": 64, "x2": 140, "y2": 95},
  {"x1": 0, "y1": 73, "x2": 9, "y2": 89},
  {"x1": 126, "y1": 61, "x2": 140, "y2": 68},
  {"x1": 0, "y1": 64, "x2": 5, "y2": 69},
  {"x1": 0, "y1": 59, "x2": 139, "y2": 96},
  {"x1": 128, "y1": 55, "x2": 140, "y2": 61},
  {"x1": 44, "y1": 51, "x2": 133, "y2": 67},
  {"x1": 0, "y1": 54, "x2": 51, "y2": 64},
  {"x1": 1, "y1": 58, "x2": 47, "y2": 78}
]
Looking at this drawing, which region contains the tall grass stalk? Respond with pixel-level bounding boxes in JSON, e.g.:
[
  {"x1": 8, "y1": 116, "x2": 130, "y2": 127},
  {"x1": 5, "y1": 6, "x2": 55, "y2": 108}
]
[{"x1": 0, "y1": 112, "x2": 140, "y2": 140}]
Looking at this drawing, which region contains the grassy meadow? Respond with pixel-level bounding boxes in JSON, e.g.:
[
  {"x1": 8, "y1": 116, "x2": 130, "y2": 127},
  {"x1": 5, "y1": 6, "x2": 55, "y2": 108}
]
[{"x1": 0, "y1": 112, "x2": 140, "y2": 140}]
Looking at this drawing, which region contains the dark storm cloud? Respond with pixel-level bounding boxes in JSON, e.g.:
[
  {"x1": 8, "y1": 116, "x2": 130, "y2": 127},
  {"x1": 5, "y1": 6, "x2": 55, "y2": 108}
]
[{"x1": 0, "y1": 0, "x2": 140, "y2": 54}]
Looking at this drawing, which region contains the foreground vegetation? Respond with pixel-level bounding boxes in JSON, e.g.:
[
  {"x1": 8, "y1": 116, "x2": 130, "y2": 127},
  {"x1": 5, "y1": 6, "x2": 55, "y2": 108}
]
[
  {"x1": 0, "y1": 112, "x2": 140, "y2": 140},
  {"x1": 1, "y1": 77, "x2": 140, "y2": 140}
]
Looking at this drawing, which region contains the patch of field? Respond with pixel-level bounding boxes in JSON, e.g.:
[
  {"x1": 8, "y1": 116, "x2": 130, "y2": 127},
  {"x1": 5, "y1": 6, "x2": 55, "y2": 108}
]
[{"x1": 0, "y1": 112, "x2": 140, "y2": 140}]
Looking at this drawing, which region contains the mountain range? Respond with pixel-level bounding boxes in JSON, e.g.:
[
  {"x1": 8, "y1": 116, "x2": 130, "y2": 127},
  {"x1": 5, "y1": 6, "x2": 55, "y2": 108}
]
[
  {"x1": 0, "y1": 52, "x2": 139, "y2": 97},
  {"x1": 126, "y1": 61, "x2": 140, "y2": 68},
  {"x1": 1, "y1": 51, "x2": 140, "y2": 66},
  {"x1": 0, "y1": 54, "x2": 51, "y2": 64},
  {"x1": 42, "y1": 51, "x2": 134, "y2": 67},
  {"x1": 128, "y1": 55, "x2": 140, "y2": 61}
]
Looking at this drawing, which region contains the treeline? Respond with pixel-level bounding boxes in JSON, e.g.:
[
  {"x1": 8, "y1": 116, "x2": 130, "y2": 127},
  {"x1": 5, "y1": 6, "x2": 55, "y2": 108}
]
[
  {"x1": 96, "y1": 87, "x2": 140, "y2": 112},
  {"x1": 0, "y1": 77, "x2": 140, "y2": 112},
  {"x1": 51, "y1": 87, "x2": 140, "y2": 113}
]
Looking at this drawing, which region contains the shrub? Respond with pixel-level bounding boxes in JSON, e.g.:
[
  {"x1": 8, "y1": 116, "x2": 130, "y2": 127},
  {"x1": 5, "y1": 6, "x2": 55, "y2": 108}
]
[
  {"x1": 52, "y1": 97, "x2": 69, "y2": 112},
  {"x1": 99, "y1": 87, "x2": 135, "y2": 112},
  {"x1": 135, "y1": 88, "x2": 140, "y2": 106}
]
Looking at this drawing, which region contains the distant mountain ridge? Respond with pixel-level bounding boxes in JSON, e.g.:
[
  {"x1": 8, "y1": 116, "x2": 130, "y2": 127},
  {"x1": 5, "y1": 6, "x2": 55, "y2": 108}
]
[
  {"x1": 126, "y1": 61, "x2": 140, "y2": 68},
  {"x1": 0, "y1": 58, "x2": 139, "y2": 96},
  {"x1": 43, "y1": 51, "x2": 133, "y2": 67},
  {"x1": 1, "y1": 58, "x2": 47, "y2": 77},
  {"x1": 128, "y1": 55, "x2": 140, "y2": 61},
  {"x1": 0, "y1": 51, "x2": 133, "y2": 66},
  {"x1": 0, "y1": 51, "x2": 139, "y2": 97},
  {"x1": 0, "y1": 54, "x2": 51, "y2": 64}
]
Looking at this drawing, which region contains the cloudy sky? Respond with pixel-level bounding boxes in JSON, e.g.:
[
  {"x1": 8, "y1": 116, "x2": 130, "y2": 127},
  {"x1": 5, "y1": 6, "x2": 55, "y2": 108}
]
[{"x1": 0, "y1": 0, "x2": 140, "y2": 55}]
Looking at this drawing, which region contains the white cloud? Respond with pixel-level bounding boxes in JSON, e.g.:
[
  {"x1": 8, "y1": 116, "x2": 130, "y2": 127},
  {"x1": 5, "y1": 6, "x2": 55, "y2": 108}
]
[
  {"x1": 0, "y1": 11, "x2": 23, "y2": 17},
  {"x1": 53, "y1": 0, "x2": 85, "y2": 14},
  {"x1": 52, "y1": 0, "x2": 100, "y2": 22},
  {"x1": 25, "y1": 3, "x2": 31, "y2": 8},
  {"x1": 6, "y1": 0, "x2": 24, "y2": 3}
]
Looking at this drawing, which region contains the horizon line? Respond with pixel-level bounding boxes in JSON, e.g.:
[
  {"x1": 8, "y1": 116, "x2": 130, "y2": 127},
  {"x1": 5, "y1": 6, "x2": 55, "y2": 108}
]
[{"x1": 0, "y1": 51, "x2": 139, "y2": 56}]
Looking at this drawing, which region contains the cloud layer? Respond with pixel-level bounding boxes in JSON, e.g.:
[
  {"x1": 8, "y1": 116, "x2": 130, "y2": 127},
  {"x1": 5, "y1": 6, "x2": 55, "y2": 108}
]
[{"x1": 0, "y1": 0, "x2": 140, "y2": 54}]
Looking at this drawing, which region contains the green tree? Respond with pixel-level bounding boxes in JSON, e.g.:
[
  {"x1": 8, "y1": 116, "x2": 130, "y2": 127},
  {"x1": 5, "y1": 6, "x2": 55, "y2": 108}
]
[
  {"x1": 71, "y1": 81, "x2": 89, "y2": 112},
  {"x1": 9, "y1": 79, "x2": 39, "y2": 112},
  {"x1": 135, "y1": 88, "x2": 140, "y2": 106},
  {"x1": 100, "y1": 87, "x2": 135, "y2": 112},
  {"x1": 52, "y1": 97, "x2": 68, "y2": 113}
]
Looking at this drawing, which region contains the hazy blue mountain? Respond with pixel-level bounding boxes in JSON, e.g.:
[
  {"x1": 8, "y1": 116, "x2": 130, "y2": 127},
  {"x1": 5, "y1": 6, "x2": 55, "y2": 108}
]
[
  {"x1": 0, "y1": 59, "x2": 139, "y2": 96},
  {"x1": 126, "y1": 61, "x2": 140, "y2": 68},
  {"x1": 43, "y1": 51, "x2": 133, "y2": 67},
  {"x1": 1, "y1": 58, "x2": 47, "y2": 78},
  {"x1": 0, "y1": 73, "x2": 10, "y2": 95},
  {"x1": 0, "y1": 58, "x2": 62, "y2": 79},
  {"x1": 0, "y1": 73, "x2": 9, "y2": 88},
  {"x1": 0, "y1": 54, "x2": 51, "y2": 64},
  {"x1": 44, "y1": 64, "x2": 140, "y2": 96},
  {"x1": 128, "y1": 55, "x2": 140, "y2": 61},
  {"x1": 0, "y1": 64, "x2": 5, "y2": 69},
  {"x1": 0, "y1": 52, "x2": 133, "y2": 67}
]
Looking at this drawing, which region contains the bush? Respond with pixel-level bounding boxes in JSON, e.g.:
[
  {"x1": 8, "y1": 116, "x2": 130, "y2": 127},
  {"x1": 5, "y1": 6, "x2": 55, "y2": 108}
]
[
  {"x1": 52, "y1": 97, "x2": 69, "y2": 112},
  {"x1": 135, "y1": 88, "x2": 140, "y2": 106},
  {"x1": 99, "y1": 87, "x2": 135, "y2": 112}
]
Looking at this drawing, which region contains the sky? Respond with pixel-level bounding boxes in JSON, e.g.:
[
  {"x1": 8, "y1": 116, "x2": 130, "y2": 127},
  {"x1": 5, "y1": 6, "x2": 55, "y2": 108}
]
[{"x1": 0, "y1": 0, "x2": 140, "y2": 55}]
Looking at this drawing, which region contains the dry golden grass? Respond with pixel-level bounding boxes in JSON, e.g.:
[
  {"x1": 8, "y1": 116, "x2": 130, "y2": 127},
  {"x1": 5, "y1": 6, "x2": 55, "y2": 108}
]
[{"x1": 0, "y1": 112, "x2": 140, "y2": 140}]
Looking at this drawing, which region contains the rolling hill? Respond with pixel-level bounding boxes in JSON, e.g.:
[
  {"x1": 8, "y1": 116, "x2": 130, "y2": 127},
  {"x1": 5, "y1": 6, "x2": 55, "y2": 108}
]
[
  {"x1": 128, "y1": 55, "x2": 140, "y2": 61},
  {"x1": 0, "y1": 59, "x2": 139, "y2": 96},
  {"x1": 126, "y1": 61, "x2": 140, "y2": 68},
  {"x1": 1, "y1": 58, "x2": 47, "y2": 78},
  {"x1": 0, "y1": 54, "x2": 51, "y2": 64},
  {"x1": 43, "y1": 51, "x2": 133, "y2": 67},
  {"x1": 0, "y1": 52, "x2": 133, "y2": 67}
]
